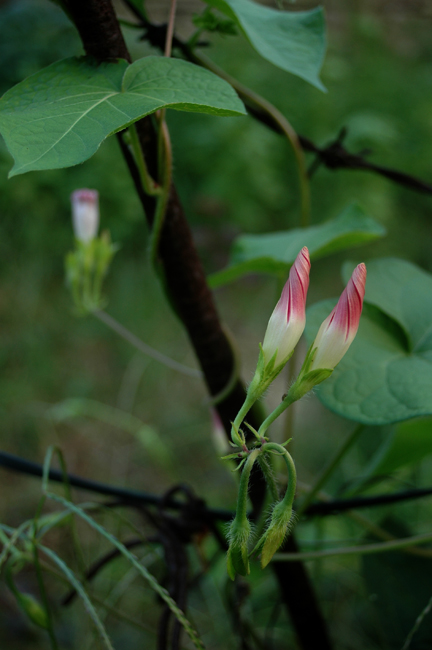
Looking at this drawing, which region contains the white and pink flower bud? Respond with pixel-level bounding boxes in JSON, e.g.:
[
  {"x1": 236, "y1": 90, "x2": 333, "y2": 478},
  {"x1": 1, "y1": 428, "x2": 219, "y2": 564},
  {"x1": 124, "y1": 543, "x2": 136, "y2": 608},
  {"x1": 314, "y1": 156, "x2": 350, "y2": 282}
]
[
  {"x1": 71, "y1": 189, "x2": 99, "y2": 243},
  {"x1": 262, "y1": 247, "x2": 310, "y2": 367},
  {"x1": 311, "y1": 263, "x2": 367, "y2": 371}
]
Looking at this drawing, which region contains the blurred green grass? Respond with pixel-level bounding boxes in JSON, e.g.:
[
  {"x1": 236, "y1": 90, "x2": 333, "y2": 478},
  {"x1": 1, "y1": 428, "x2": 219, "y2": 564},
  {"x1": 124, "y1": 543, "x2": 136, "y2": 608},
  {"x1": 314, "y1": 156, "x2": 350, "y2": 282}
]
[{"x1": 1, "y1": 1, "x2": 432, "y2": 648}]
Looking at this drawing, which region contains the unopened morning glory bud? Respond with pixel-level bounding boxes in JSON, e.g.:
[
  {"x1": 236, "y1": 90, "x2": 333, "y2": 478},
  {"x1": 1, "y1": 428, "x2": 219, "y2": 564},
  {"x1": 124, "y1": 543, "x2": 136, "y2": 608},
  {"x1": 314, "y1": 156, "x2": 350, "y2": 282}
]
[
  {"x1": 311, "y1": 263, "x2": 367, "y2": 371},
  {"x1": 262, "y1": 247, "x2": 310, "y2": 368},
  {"x1": 71, "y1": 189, "x2": 99, "y2": 243}
]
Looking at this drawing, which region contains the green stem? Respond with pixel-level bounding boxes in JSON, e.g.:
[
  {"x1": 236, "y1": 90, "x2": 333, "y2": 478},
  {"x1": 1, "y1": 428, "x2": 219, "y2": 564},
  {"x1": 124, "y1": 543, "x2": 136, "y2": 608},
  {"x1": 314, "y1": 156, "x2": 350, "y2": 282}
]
[
  {"x1": 150, "y1": 0, "x2": 177, "y2": 263},
  {"x1": 128, "y1": 124, "x2": 161, "y2": 197},
  {"x1": 236, "y1": 450, "x2": 260, "y2": 522},
  {"x1": 296, "y1": 425, "x2": 364, "y2": 517},
  {"x1": 164, "y1": 0, "x2": 178, "y2": 58},
  {"x1": 92, "y1": 309, "x2": 202, "y2": 377},
  {"x1": 257, "y1": 391, "x2": 298, "y2": 439},
  {"x1": 232, "y1": 392, "x2": 260, "y2": 444},
  {"x1": 32, "y1": 543, "x2": 59, "y2": 650},
  {"x1": 265, "y1": 443, "x2": 297, "y2": 510},
  {"x1": 272, "y1": 530, "x2": 432, "y2": 562},
  {"x1": 150, "y1": 121, "x2": 173, "y2": 266},
  {"x1": 281, "y1": 449, "x2": 297, "y2": 509},
  {"x1": 31, "y1": 492, "x2": 59, "y2": 650}
]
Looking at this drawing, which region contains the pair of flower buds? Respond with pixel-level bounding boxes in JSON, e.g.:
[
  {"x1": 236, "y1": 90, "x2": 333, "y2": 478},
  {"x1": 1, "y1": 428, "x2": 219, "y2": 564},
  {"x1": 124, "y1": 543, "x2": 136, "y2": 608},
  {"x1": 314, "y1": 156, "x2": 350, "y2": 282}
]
[
  {"x1": 262, "y1": 247, "x2": 366, "y2": 377},
  {"x1": 70, "y1": 191, "x2": 367, "y2": 371}
]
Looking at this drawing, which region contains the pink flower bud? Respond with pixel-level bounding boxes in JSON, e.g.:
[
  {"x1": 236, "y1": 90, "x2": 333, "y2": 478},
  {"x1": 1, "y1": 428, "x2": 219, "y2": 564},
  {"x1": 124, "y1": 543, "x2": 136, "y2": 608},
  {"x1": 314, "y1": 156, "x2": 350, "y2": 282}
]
[
  {"x1": 71, "y1": 189, "x2": 99, "y2": 243},
  {"x1": 262, "y1": 247, "x2": 310, "y2": 367},
  {"x1": 311, "y1": 263, "x2": 367, "y2": 370}
]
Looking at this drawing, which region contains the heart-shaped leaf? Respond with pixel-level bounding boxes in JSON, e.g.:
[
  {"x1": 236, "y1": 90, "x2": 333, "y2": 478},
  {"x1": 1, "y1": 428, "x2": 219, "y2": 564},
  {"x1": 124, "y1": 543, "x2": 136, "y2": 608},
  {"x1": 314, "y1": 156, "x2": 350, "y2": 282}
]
[
  {"x1": 305, "y1": 258, "x2": 432, "y2": 425},
  {"x1": 208, "y1": 203, "x2": 385, "y2": 288},
  {"x1": 0, "y1": 55, "x2": 246, "y2": 176},
  {"x1": 204, "y1": 0, "x2": 326, "y2": 90}
]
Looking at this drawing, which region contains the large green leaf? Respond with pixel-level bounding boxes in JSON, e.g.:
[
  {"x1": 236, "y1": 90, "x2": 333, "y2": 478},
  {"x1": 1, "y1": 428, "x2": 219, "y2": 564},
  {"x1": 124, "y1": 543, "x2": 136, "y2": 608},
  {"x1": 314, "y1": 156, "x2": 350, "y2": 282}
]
[
  {"x1": 0, "y1": 56, "x2": 246, "y2": 176},
  {"x1": 204, "y1": 0, "x2": 326, "y2": 90},
  {"x1": 305, "y1": 258, "x2": 432, "y2": 425},
  {"x1": 208, "y1": 203, "x2": 385, "y2": 288}
]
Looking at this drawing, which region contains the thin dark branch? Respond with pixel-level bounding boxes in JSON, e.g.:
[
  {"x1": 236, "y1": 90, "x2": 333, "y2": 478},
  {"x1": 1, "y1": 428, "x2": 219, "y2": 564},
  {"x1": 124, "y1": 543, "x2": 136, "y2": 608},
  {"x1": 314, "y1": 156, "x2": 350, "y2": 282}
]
[
  {"x1": 4, "y1": 450, "x2": 432, "y2": 521},
  {"x1": 0, "y1": 451, "x2": 233, "y2": 521},
  {"x1": 305, "y1": 488, "x2": 432, "y2": 516}
]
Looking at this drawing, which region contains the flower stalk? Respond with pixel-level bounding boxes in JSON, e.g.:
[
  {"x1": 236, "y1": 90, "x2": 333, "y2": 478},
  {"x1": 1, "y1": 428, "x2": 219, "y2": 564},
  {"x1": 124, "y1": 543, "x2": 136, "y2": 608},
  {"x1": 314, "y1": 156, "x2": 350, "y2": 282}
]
[
  {"x1": 251, "y1": 443, "x2": 297, "y2": 567},
  {"x1": 226, "y1": 449, "x2": 259, "y2": 580}
]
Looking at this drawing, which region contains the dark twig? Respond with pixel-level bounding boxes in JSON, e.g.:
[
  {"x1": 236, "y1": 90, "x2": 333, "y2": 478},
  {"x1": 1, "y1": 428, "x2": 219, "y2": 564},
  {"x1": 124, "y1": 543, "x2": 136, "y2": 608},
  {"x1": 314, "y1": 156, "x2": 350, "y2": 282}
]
[
  {"x1": 0, "y1": 450, "x2": 233, "y2": 521},
  {"x1": 5, "y1": 449, "x2": 432, "y2": 519},
  {"x1": 305, "y1": 488, "x2": 432, "y2": 516}
]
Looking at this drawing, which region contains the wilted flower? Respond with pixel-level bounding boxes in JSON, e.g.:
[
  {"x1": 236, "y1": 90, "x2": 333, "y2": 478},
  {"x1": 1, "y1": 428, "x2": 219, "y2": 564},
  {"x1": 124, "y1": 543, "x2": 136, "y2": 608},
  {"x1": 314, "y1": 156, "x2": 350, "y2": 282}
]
[
  {"x1": 71, "y1": 189, "x2": 99, "y2": 243},
  {"x1": 262, "y1": 247, "x2": 310, "y2": 368},
  {"x1": 311, "y1": 263, "x2": 367, "y2": 370}
]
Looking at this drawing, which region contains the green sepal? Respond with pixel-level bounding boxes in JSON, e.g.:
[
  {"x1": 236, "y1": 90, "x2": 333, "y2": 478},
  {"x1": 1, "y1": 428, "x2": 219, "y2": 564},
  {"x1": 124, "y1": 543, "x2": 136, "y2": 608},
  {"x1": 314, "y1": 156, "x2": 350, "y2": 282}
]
[
  {"x1": 227, "y1": 511, "x2": 252, "y2": 579},
  {"x1": 261, "y1": 513, "x2": 292, "y2": 568},
  {"x1": 252, "y1": 501, "x2": 294, "y2": 568},
  {"x1": 65, "y1": 232, "x2": 119, "y2": 314},
  {"x1": 301, "y1": 368, "x2": 333, "y2": 387},
  {"x1": 232, "y1": 457, "x2": 247, "y2": 472},
  {"x1": 227, "y1": 543, "x2": 250, "y2": 579},
  {"x1": 221, "y1": 452, "x2": 244, "y2": 460},
  {"x1": 257, "y1": 343, "x2": 268, "y2": 375},
  {"x1": 243, "y1": 421, "x2": 261, "y2": 441}
]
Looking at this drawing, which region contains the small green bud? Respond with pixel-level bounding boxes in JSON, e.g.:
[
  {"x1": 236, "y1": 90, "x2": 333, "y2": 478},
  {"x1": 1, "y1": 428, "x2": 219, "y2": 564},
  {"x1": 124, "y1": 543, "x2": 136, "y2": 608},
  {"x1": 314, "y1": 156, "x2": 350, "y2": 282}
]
[
  {"x1": 226, "y1": 516, "x2": 252, "y2": 580},
  {"x1": 253, "y1": 501, "x2": 295, "y2": 568},
  {"x1": 15, "y1": 592, "x2": 50, "y2": 629},
  {"x1": 65, "y1": 233, "x2": 118, "y2": 314}
]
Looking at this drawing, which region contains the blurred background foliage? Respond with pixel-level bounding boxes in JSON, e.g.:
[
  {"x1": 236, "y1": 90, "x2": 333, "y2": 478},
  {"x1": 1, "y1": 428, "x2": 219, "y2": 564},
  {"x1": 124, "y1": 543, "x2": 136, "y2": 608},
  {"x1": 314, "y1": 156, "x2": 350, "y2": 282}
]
[{"x1": 1, "y1": 0, "x2": 432, "y2": 648}]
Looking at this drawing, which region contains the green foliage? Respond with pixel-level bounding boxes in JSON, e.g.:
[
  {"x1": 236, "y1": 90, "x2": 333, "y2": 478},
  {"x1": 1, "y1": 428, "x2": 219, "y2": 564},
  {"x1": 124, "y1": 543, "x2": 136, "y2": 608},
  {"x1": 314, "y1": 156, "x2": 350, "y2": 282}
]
[
  {"x1": 39, "y1": 544, "x2": 115, "y2": 649},
  {"x1": 45, "y1": 492, "x2": 205, "y2": 650},
  {"x1": 193, "y1": 7, "x2": 238, "y2": 36},
  {"x1": 362, "y1": 519, "x2": 432, "y2": 650},
  {"x1": 208, "y1": 203, "x2": 385, "y2": 287},
  {"x1": 0, "y1": 0, "x2": 80, "y2": 95},
  {"x1": 203, "y1": 0, "x2": 326, "y2": 90},
  {"x1": 0, "y1": 55, "x2": 246, "y2": 176},
  {"x1": 306, "y1": 258, "x2": 432, "y2": 425},
  {"x1": 372, "y1": 417, "x2": 432, "y2": 476},
  {"x1": 2, "y1": 2, "x2": 432, "y2": 647}
]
